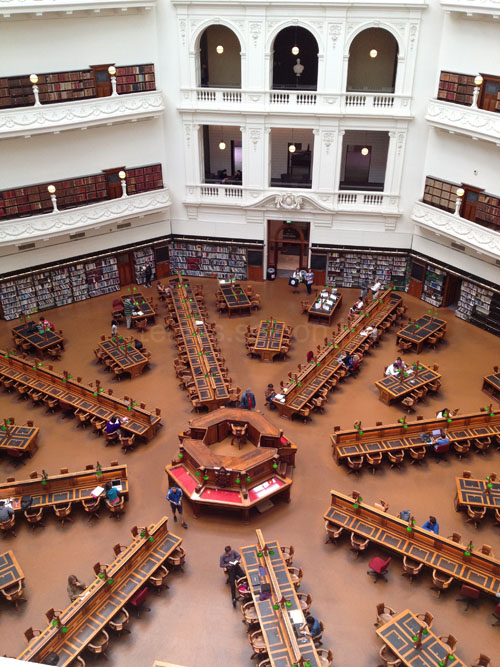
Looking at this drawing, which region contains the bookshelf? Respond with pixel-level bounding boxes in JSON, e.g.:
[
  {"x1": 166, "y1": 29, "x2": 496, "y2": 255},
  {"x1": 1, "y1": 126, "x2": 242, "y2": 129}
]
[
  {"x1": 85, "y1": 258, "x2": 120, "y2": 297},
  {"x1": 421, "y1": 267, "x2": 447, "y2": 307},
  {"x1": 170, "y1": 242, "x2": 247, "y2": 280},
  {"x1": 17, "y1": 276, "x2": 38, "y2": 317},
  {"x1": 0, "y1": 64, "x2": 155, "y2": 109},
  {"x1": 69, "y1": 264, "x2": 89, "y2": 302},
  {"x1": 34, "y1": 271, "x2": 56, "y2": 310},
  {"x1": 134, "y1": 247, "x2": 155, "y2": 284},
  {"x1": 326, "y1": 251, "x2": 408, "y2": 290},
  {"x1": 437, "y1": 71, "x2": 475, "y2": 106},
  {"x1": 126, "y1": 164, "x2": 163, "y2": 194},
  {"x1": 476, "y1": 192, "x2": 500, "y2": 231},
  {"x1": 456, "y1": 280, "x2": 493, "y2": 322},
  {"x1": 0, "y1": 281, "x2": 20, "y2": 321},
  {"x1": 52, "y1": 267, "x2": 73, "y2": 307},
  {"x1": 423, "y1": 176, "x2": 457, "y2": 213}
]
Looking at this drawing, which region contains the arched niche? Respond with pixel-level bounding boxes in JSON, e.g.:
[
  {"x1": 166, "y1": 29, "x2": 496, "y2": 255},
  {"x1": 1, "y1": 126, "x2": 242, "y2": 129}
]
[
  {"x1": 271, "y1": 26, "x2": 318, "y2": 91},
  {"x1": 199, "y1": 25, "x2": 241, "y2": 88},
  {"x1": 346, "y1": 28, "x2": 399, "y2": 93}
]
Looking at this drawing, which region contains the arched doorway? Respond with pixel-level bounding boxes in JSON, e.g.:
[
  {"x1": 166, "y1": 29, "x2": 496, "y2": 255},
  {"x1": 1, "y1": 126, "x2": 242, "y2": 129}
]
[
  {"x1": 271, "y1": 26, "x2": 318, "y2": 90},
  {"x1": 346, "y1": 28, "x2": 399, "y2": 93},
  {"x1": 199, "y1": 25, "x2": 241, "y2": 88},
  {"x1": 267, "y1": 220, "x2": 310, "y2": 277}
]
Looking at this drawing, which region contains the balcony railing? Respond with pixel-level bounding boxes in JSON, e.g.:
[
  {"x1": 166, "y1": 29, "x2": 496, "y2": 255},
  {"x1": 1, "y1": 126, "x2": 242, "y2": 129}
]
[
  {"x1": 179, "y1": 88, "x2": 412, "y2": 117},
  {"x1": 411, "y1": 201, "x2": 500, "y2": 260},
  {"x1": 0, "y1": 0, "x2": 155, "y2": 16},
  {"x1": 0, "y1": 90, "x2": 164, "y2": 139},
  {"x1": 0, "y1": 188, "x2": 171, "y2": 246},
  {"x1": 185, "y1": 184, "x2": 400, "y2": 215},
  {"x1": 425, "y1": 98, "x2": 500, "y2": 144},
  {"x1": 439, "y1": 0, "x2": 500, "y2": 17}
]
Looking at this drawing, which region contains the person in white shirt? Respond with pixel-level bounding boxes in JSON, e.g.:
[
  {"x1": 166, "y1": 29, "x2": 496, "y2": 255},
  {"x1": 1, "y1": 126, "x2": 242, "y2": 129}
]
[{"x1": 371, "y1": 280, "x2": 382, "y2": 298}]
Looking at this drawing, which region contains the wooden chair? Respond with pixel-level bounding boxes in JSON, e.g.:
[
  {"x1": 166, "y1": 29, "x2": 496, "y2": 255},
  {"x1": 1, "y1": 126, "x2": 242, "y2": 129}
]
[
  {"x1": 106, "y1": 496, "x2": 125, "y2": 519},
  {"x1": 366, "y1": 451, "x2": 383, "y2": 474},
  {"x1": 24, "y1": 627, "x2": 42, "y2": 643},
  {"x1": 324, "y1": 521, "x2": 343, "y2": 545},
  {"x1": 350, "y1": 533, "x2": 369, "y2": 557},
  {"x1": 471, "y1": 655, "x2": 491, "y2": 667},
  {"x1": 75, "y1": 409, "x2": 91, "y2": 428},
  {"x1": 86, "y1": 629, "x2": 109, "y2": 660},
  {"x1": 438, "y1": 634, "x2": 457, "y2": 652},
  {"x1": 415, "y1": 611, "x2": 433, "y2": 629},
  {"x1": 107, "y1": 607, "x2": 131, "y2": 637},
  {"x1": 402, "y1": 556, "x2": 423, "y2": 583},
  {"x1": 280, "y1": 545, "x2": 294, "y2": 565},
  {"x1": 82, "y1": 497, "x2": 101, "y2": 523},
  {"x1": 90, "y1": 416, "x2": 106, "y2": 436},
  {"x1": 301, "y1": 301, "x2": 310, "y2": 313},
  {"x1": 378, "y1": 644, "x2": 402, "y2": 667},
  {"x1": 448, "y1": 532, "x2": 462, "y2": 543},
  {"x1": 248, "y1": 630, "x2": 267, "y2": 660},
  {"x1": 430, "y1": 569, "x2": 454, "y2": 597},
  {"x1": 474, "y1": 437, "x2": 491, "y2": 456},
  {"x1": 408, "y1": 446, "x2": 426, "y2": 465},
  {"x1": 1, "y1": 580, "x2": 26, "y2": 609},
  {"x1": 148, "y1": 564, "x2": 170, "y2": 594},
  {"x1": 167, "y1": 545, "x2": 186, "y2": 570},
  {"x1": 387, "y1": 450, "x2": 404, "y2": 469},
  {"x1": 287, "y1": 566, "x2": 303, "y2": 589},
  {"x1": 44, "y1": 396, "x2": 59, "y2": 412},
  {"x1": 317, "y1": 648, "x2": 333, "y2": 666},
  {"x1": 104, "y1": 431, "x2": 119, "y2": 446},
  {"x1": 466, "y1": 505, "x2": 486, "y2": 527},
  {"x1": 47, "y1": 345, "x2": 62, "y2": 360},
  {"x1": 374, "y1": 602, "x2": 396, "y2": 627},
  {"x1": 24, "y1": 507, "x2": 45, "y2": 530},
  {"x1": 401, "y1": 395, "x2": 416, "y2": 412},
  {"x1": 241, "y1": 600, "x2": 259, "y2": 627},
  {"x1": 453, "y1": 439, "x2": 470, "y2": 459},
  {"x1": 53, "y1": 502, "x2": 73, "y2": 526},
  {"x1": 45, "y1": 607, "x2": 63, "y2": 624},
  {"x1": 120, "y1": 434, "x2": 136, "y2": 454},
  {"x1": 479, "y1": 544, "x2": 494, "y2": 557},
  {"x1": 230, "y1": 423, "x2": 247, "y2": 449},
  {"x1": 297, "y1": 592, "x2": 312, "y2": 614},
  {"x1": 347, "y1": 455, "x2": 364, "y2": 474},
  {"x1": 0, "y1": 514, "x2": 16, "y2": 538},
  {"x1": 135, "y1": 318, "x2": 148, "y2": 332}
]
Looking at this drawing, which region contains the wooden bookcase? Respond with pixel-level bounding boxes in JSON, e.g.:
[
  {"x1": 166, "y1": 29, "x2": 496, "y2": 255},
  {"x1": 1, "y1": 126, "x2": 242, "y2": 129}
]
[
  {"x1": 423, "y1": 176, "x2": 457, "y2": 213},
  {"x1": 437, "y1": 71, "x2": 475, "y2": 106},
  {"x1": 126, "y1": 164, "x2": 164, "y2": 195},
  {"x1": 476, "y1": 192, "x2": 500, "y2": 230},
  {"x1": 326, "y1": 251, "x2": 408, "y2": 290},
  {"x1": 116, "y1": 64, "x2": 156, "y2": 94}
]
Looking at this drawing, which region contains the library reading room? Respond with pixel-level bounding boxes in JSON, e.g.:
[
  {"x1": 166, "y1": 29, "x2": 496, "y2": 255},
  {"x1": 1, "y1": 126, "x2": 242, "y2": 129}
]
[{"x1": 1, "y1": 1, "x2": 500, "y2": 666}]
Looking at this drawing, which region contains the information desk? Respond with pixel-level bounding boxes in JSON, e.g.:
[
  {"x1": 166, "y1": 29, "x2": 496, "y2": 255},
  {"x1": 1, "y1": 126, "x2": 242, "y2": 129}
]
[
  {"x1": 251, "y1": 319, "x2": 286, "y2": 362},
  {"x1": 17, "y1": 517, "x2": 182, "y2": 665},
  {"x1": 483, "y1": 371, "x2": 500, "y2": 402},
  {"x1": 324, "y1": 490, "x2": 500, "y2": 596},
  {"x1": 307, "y1": 291, "x2": 342, "y2": 326},
  {"x1": 166, "y1": 408, "x2": 295, "y2": 522},
  {"x1": 331, "y1": 410, "x2": 500, "y2": 466},
  {"x1": 98, "y1": 339, "x2": 149, "y2": 378},
  {"x1": 273, "y1": 289, "x2": 402, "y2": 419},
  {"x1": 0, "y1": 464, "x2": 128, "y2": 516},
  {"x1": 121, "y1": 292, "x2": 156, "y2": 324},
  {"x1": 0, "y1": 423, "x2": 39, "y2": 457},
  {"x1": 168, "y1": 277, "x2": 230, "y2": 410},
  {"x1": 12, "y1": 323, "x2": 64, "y2": 357},
  {"x1": 217, "y1": 282, "x2": 252, "y2": 317},
  {"x1": 0, "y1": 352, "x2": 161, "y2": 440},
  {"x1": 241, "y1": 530, "x2": 321, "y2": 667},
  {"x1": 455, "y1": 476, "x2": 500, "y2": 514},
  {"x1": 375, "y1": 363, "x2": 441, "y2": 404},
  {"x1": 396, "y1": 314, "x2": 446, "y2": 354},
  {"x1": 0, "y1": 550, "x2": 24, "y2": 592},
  {"x1": 377, "y1": 610, "x2": 466, "y2": 667}
]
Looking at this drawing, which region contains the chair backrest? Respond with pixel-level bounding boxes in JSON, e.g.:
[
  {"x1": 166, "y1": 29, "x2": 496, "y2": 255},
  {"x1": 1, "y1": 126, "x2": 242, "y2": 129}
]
[
  {"x1": 382, "y1": 557, "x2": 392, "y2": 571},
  {"x1": 478, "y1": 655, "x2": 490, "y2": 666},
  {"x1": 463, "y1": 471, "x2": 472, "y2": 478},
  {"x1": 130, "y1": 586, "x2": 148, "y2": 606},
  {"x1": 480, "y1": 544, "x2": 492, "y2": 555},
  {"x1": 461, "y1": 584, "x2": 480, "y2": 598}
]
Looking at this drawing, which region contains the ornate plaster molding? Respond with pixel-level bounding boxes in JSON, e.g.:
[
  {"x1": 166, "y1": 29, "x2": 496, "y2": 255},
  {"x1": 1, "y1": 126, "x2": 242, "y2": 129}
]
[
  {"x1": 0, "y1": 0, "x2": 155, "y2": 17},
  {"x1": 411, "y1": 201, "x2": 500, "y2": 260},
  {"x1": 425, "y1": 99, "x2": 500, "y2": 145},
  {"x1": 0, "y1": 189, "x2": 171, "y2": 246},
  {"x1": 440, "y1": 0, "x2": 500, "y2": 17},
  {"x1": 0, "y1": 91, "x2": 164, "y2": 139},
  {"x1": 274, "y1": 193, "x2": 303, "y2": 210}
]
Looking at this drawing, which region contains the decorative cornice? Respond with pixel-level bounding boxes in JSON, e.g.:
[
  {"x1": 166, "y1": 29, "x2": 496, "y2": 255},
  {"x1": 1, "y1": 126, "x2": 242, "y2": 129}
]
[
  {"x1": 0, "y1": 0, "x2": 155, "y2": 17},
  {"x1": 0, "y1": 189, "x2": 171, "y2": 246},
  {"x1": 0, "y1": 91, "x2": 164, "y2": 139},
  {"x1": 440, "y1": 0, "x2": 500, "y2": 17},
  {"x1": 425, "y1": 99, "x2": 500, "y2": 145},
  {"x1": 411, "y1": 201, "x2": 500, "y2": 260}
]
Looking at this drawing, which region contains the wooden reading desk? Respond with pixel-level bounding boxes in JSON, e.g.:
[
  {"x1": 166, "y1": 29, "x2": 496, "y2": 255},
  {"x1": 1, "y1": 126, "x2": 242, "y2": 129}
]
[
  {"x1": 17, "y1": 516, "x2": 182, "y2": 665},
  {"x1": 375, "y1": 363, "x2": 441, "y2": 404},
  {"x1": 240, "y1": 529, "x2": 321, "y2": 667},
  {"x1": 121, "y1": 292, "x2": 156, "y2": 324},
  {"x1": 217, "y1": 281, "x2": 252, "y2": 317},
  {"x1": 455, "y1": 475, "x2": 500, "y2": 514},
  {"x1": 377, "y1": 610, "x2": 466, "y2": 667},
  {"x1": 0, "y1": 550, "x2": 24, "y2": 593},
  {"x1": 273, "y1": 289, "x2": 402, "y2": 419},
  {"x1": 324, "y1": 490, "x2": 500, "y2": 596},
  {"x1": 12, "y1": 323, "x2": 64, "y2": 357},
  {"x1": 331, "y1": 409, "x2": 500, "y2": 467},
  {"x1": 396, "y1": 314, "x2": 446, "y2": 354},
  {"x1": 98, "y1": 338, "x2": 149, "y2": 378},
  {"x1": 307, "y1": 290, "x2": 342, "y2": 325},
  {"x1": 252, "y1": 319, "x2": 286, "y2": 362},
  {"x1": 482, "y1": 371, "x2": 500, "y2": 402},
  {"x1": 169, "y1": 277, "x2": 230, "y2": 410},
  {"x1": 0, "y1": 351, "x2": 161, "y2": 440},
  {"x1": 0, "y1": 420, "x2": 39, "y2": 457},
  {"x1": 0, "y1": 464, "x2": 128, "y2": 516}
]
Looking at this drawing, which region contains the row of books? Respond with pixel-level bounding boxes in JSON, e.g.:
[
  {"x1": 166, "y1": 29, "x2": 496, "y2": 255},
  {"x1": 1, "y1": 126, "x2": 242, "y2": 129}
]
[
  {"x1": 327, "y1": 251, "x2": 408, "y2": 289},
  {"x1": 456, "y1": 280, "x2": 493, "y2": 321},
  {"x1": 170, "y1": 241, "x2": 248, "y2": 279}
]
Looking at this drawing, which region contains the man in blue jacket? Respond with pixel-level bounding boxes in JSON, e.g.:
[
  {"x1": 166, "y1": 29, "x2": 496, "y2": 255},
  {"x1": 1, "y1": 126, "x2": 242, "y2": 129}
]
[
  {"x1": 241, "y1": 388, "x2": 256, "y2": 410},
  {"x1": 166, "y1": 486, "x2": 188, "y2": 529}
]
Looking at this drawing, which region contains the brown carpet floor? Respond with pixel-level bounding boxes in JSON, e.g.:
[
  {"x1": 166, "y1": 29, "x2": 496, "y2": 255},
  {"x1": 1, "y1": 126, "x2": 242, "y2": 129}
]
[{"x1": 0, "y1": 277, "x2": 499, "y2": 666}]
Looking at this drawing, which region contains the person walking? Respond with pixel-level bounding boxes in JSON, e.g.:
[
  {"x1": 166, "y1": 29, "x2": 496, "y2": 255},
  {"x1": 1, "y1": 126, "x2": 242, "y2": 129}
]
[
  {"x1": 123, "y1": 298, "x2": 133, "y2": 329},
  {"x1": 241, "y1": 388, "x2": 256, "y2": 410},
  {"x1": 166, "y1": 486, "x2": 188, "y2": 529},
  {"x1": 305, "y1": 268, "x2": 314, "y2": 295},
  {"x1": 144, "y1": 263, "x2": 153, "y2": 288}
]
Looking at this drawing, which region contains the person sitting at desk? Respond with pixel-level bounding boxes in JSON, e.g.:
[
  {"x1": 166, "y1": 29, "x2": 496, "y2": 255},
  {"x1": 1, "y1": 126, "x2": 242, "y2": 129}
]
[
  {"x1": 67, "y1": 574, "x2": 87, "y2": 602},
  {"x1": 0, "y1": 500, "x2": 14, "y2": 523},
  {"x1": 265, "y1": 383, "x2": 276, "y2": 405},
  {"x1": 432, "y1": 430, "x2": 450, "y2": 453},
  {"x1": 349, "y1": 299, "x2": 363, "y2": 317},
  {"x1": 220, "y1": 545, "x2": 245, "y2": 606},
  {"x1": 341, "y1": 353, "x2": 354, "y2": 371},
  {"x1": 422, "y1": 515, "x2": 439, "y2": 534},
  {"x1": 38, "y1": 316, "x2": 54, "y2": 332},
  {"x1": 300, "y1": 615, "x2": 322, "y2": 639},
  {"x1": 371, "y1": 280, "x2": 382, "y2": 298},
  {"x1": 104, "y1": 481, "x2": 120, "y2": 505},
  {"x1": 386, "y1": 358, "x2": 406, "y2": 376},
  {"x1": 436, "y1": 408, "x2": 449, "y2": 418},
  {"x1": 105, "y1": 415, "x2": 122, "y2": 437},
  {"x1": 369, "y1": 326, "x2": 379, "y2": 343}
]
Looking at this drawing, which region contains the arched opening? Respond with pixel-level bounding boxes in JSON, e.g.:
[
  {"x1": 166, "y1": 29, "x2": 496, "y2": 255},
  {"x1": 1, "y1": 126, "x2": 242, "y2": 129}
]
[
  {"x1": 199, "y1": 25, "x2": 241, "y2": 88},
  {"x1": 346, "y1": 28, "x2": 398, "y2": 93},
  {"x1": 267, "y1": 220, "x2": 311, "y2": 275},
  {"x1": 272, "y1": 26, "x2": 318, "y2": 90},
  {"x1": 201, "y1": 125, "x2": 242, "y2": 184}
]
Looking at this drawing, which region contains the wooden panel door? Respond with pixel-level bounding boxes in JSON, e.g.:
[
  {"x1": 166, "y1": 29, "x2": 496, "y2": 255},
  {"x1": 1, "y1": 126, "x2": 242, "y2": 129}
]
[
  {"x1": 103, "y1": 167, "x2": 126, "y2": 200},
  {"x1": 91, "y1": 65, "x2": 113, "y2": 98},
  {"x1": 460, "y1": 185, "x2": 483, "y2": 223},
  {"x1": 156, "y1": 262, "x2": 171, "y2": 279},
  {"x1": 407, "y1": 261, "x2": 426, "y2": 298},
  {"x1": 117, "y1": 253, "x2": 133, "y2": 286},
  {"x1": 479, "y1": 76, "x2": 500, "y2": 112}
]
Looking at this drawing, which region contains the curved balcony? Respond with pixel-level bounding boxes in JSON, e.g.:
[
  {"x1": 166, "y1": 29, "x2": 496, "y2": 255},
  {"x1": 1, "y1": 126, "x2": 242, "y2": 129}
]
[
  {"x1": 425, "y1": 98, "x2": 500, "y2": 145},
  {"x1": 0, "y1": 90, "x2": 164, "y2": 139},
  {"x1": 0, "y1": 188, "x2": 171, "y2": 247},
  {"x1": 0, "y1": 0, "x2": 155, "y2": 18},
  {"x1": 411, "y1": 201, "x2": 500, "y2": 260}
]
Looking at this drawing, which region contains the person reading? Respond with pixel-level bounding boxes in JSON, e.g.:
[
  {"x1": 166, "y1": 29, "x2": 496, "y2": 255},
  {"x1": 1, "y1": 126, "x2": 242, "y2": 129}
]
[
  {"x1": 220, "y1": 546, "x2": 244, "y2": 606},
  {"x1": 67, "y1": 574, "x2": 87, "y2": 602},
  {"x1": 422, "y1": 515, "x2": 439, "y2": 534}
]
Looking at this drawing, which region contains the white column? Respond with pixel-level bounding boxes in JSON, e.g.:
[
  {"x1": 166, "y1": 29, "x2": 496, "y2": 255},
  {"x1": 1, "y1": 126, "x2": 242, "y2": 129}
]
[
  {"x1": 332, "y1": 129, "x2": 345, "y2": 193},
  {"x1": 384, "y1": 129, "x2": 407, "y2": 194},
  {"x1": 313, "y1": 128, "x2": 338, "y2": 192}
]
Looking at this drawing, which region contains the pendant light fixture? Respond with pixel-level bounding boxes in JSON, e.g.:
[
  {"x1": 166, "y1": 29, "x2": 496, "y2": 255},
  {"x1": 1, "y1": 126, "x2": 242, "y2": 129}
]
[
  {"x1": 288, "y1": 128, "x2": 296, "y2": 153},
  {"x1": 216, "y1": 45, "x2": 224, "y2": 54},
  {"x1": 291, "y1": 25, "x2": 299, "y2": 56},
  {"x1": 361, "y1": 130, "x2": 369, "y2": 156},
  {"x1": 369, "y1": 49, "x2": 378, "y2": 58},
  {"x1": 218, "y1": 126, "x2": 226, "y2": 151}
]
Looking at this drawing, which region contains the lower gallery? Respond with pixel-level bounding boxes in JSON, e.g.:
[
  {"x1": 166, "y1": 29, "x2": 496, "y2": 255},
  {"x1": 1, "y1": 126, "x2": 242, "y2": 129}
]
[{"x1": 0, "y1": 276, "x2": 499, "y2": 666}]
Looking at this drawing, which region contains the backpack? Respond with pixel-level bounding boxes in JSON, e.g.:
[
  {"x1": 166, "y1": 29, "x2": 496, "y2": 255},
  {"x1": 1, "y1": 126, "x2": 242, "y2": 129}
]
[
  {"x1": 21, "y1": 495, "x2": 33, "y2": 510},
  {"x1": 399, "y1": 510, "x2": 411, "y2": 521}
]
